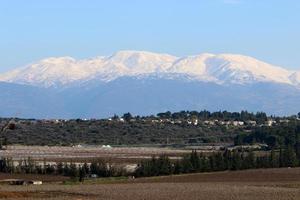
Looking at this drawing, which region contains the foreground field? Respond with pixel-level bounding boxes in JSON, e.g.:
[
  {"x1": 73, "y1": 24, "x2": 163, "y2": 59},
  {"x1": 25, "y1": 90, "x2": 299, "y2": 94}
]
[{"x1": 0, "y1": 168, "x2": 299, "y2": 200}]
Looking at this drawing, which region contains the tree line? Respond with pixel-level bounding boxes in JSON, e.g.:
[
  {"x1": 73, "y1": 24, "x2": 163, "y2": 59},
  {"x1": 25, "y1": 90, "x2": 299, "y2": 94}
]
[
  {"x1": 0, "y1": 147, "x2": 299, "y2": 181},
  {"x1": 0, "y1": 158, "x2": 127, "y2": 182},
  {"x1": 119, "y1": 110, "x2": 300, "y2": 123},
  {"x1": 134, "y1": 148, "x2": 299, "y2": 177},
  {"x1": 117, "y1": 110, "x2": 272, "y2": 123}
]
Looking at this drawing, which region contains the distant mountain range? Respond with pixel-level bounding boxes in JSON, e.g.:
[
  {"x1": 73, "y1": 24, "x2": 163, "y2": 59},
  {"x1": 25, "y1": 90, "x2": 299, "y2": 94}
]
[{"x1": 0, "y1": 51, "x2": 299, "y2": 118}]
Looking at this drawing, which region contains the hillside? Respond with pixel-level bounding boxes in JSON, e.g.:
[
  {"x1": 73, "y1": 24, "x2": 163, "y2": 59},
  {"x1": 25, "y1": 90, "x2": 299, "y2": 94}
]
[{"x1": 1, "y1": 111, "x2": 299, "y2": 147}]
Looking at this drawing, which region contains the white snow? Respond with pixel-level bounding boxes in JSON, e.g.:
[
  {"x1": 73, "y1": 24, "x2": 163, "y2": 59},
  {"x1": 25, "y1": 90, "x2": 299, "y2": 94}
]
[
  {"x1": 205, "y1": 54, "x2": 292, "y2": 84},
  {"x1": 289, "y1": 71, "x2": 300, "y2": 86},
  {"x1": 0, "y1": 50, "x2": 298, "y2": 87}
]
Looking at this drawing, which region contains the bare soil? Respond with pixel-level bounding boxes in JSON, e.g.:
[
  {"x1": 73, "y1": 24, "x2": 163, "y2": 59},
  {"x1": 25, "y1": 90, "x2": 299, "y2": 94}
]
[
  {"x1": 0, "y1": 173, "x2": 69, "y2": 183},
  {"x1": 0, "y1": 168, "x2": 299, "y2": 200}
]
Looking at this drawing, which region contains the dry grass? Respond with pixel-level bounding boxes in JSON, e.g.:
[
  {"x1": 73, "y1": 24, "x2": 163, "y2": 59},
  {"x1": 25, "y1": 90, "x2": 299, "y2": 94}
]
[{"x1": 0, "y1": 168, "x2": 300, "y2": 200}]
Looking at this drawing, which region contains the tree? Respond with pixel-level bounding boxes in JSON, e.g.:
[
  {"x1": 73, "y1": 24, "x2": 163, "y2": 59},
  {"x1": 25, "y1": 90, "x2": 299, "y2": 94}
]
[
  {"x1": 234, "y1": 134, "x2": 247, "y2": 146},
  {"x1": 157, "y1": 111, "x2": 172, "y2": 119},
  {"x1": 63, "y1": 163, "x2": 70, "y2": 176},
  {"x1": 83, "y1": 163, "x2": 90, "y2": 175},
  {"x1": 90, "y1": 161, "x2": 98, "y2": 175},
  {"x1": 173, "y1": 160, "x2": 182, "y2": 174},
  {"x1": 189, "y1": 150, "x2": 200, "y2": 172},
  {"x1": 90, "y1": 159, "x2": 108, "y2": 177},
  {"x1": 25, "y1": 157, "x2": 35, "y2": 174},
  {"x1": 269, "y1": 149, "x2": 279, "y2": 168},
  {"x1": 122, "y1": 113, "x2": 133, "y2": 122},
  {"x1": 180, "y1": 155, "x2": 193, "y2": 173},
  {"x1": 295, "y1": 132, "x2": 300, "y2": 161},
  {"x1": 79, "y1": 166, "x2": 86, "y2": 182},
  {"x1": 56, "y1": 162, "x2": 64, "y2": 175},
  {"x1": 69, "y1": 163, "x2": 79, "y2": 178},
  {"x1": 209, "y1": 155, "x2": 216, "y2": 171},
  {"x1": 157, "y1": 155, "x2": 172, "y2": 175},
  {"x1": 200, "y1": 156, "x2": 210, "y2": 172},
  {"x1": 45, "y1": 165, "x2": 55, "y2": 174},
  {"x1": 231, "y1": 151, "x2": 242, "y2": 170},
  {"x1": 255, "y1": 112, "x2": 267, "y2": 124},
  {"x1": 214, "y1": 152, "x2": 226, "y2": 171},
  {"x1": 242, "y1": 151, "x2": 256, "y2": 169},
  {"x1": 279, "y1": 147, "x2": 284, "y2": 167},
  {"x1": 256, "y1": 156, "x2": 269, "y2": 168},
  {"x1": 112, "y1": 114, "x2": 119, "y2": 120},
  {"x1": 223, "y1": 150, "x2": 231, "y2": 170},
  {"x1": 283, "y1": 145, "x2": 298, "y2": 167}
]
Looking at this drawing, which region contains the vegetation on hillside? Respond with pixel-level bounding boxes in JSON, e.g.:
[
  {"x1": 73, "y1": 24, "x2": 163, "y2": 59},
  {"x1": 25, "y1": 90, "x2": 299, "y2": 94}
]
[{"x1": 0, "y1": 110, "x2": 299, "y2": 146}]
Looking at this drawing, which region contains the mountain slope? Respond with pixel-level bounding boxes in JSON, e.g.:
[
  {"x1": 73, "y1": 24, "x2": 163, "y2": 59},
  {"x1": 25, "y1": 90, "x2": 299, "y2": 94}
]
[
  {"x1": 64, "y1": 77, "x2": 300, "y2": 118},
  {"x1": 0, "y1": 77, "x2": 300, "y2": 118},
  {"x1": 0, "y1": 82, "x2": 68, "y2": 118},
  {"x1": 0, "y1": 51, "x2": 299, "y2": 87},
  {"x1": 0, "y1": 51, "x2": 299, "y2": 118},
  {"x1": 204, "y1": 54, "x2": 292, "y2": 84}
]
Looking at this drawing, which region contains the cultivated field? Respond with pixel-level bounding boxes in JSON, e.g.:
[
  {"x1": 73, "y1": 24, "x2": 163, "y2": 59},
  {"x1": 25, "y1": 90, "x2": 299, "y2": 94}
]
[
  {"x1": 0, "y1": 145, "x2": 193, "y2": 163},
  {"x1": 0, "y1": 168, "x2": 299, "y2": 199}
]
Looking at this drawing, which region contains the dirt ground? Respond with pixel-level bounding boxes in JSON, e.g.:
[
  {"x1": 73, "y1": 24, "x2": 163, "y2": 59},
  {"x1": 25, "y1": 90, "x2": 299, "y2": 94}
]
[
  {"x1": 0, "y1": 173, "x2": 69, "y2": 183},
  {"x1": 0, "y1": 168, "x2": 299, "y2": 200}
]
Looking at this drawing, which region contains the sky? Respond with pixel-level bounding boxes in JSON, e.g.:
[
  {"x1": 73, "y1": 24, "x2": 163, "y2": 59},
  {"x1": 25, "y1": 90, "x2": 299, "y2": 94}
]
[{"x1": 0, "y1": 0, "x2": 299, "y2": 72}]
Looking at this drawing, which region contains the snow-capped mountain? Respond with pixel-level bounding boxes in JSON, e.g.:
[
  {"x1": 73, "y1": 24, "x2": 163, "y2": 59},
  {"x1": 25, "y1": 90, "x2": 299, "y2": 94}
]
[
  {"x1": 0, "y1": 51, "x2": 298, "y2": 88},
  {"x1": 0, "y1": 50, "x2": 300, "y2": 118}
]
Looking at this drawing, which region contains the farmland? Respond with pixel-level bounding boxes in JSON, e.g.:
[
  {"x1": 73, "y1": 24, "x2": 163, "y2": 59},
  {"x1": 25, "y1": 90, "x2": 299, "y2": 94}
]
[
  {"x1": 0, "y1": 112, "x2": 300, "y2": 199},
  {"x1": 0, "y1": 145, "x2": 192, "y2": 164},
  {"x1": 0, "y1": 168, "x2": 299, "y2": 199}
]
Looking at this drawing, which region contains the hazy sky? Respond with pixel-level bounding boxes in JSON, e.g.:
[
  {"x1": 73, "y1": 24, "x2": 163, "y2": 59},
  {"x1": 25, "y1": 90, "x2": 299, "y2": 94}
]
[{"x1": 0, "y1": 0, "x2": 299, "y2": 72}]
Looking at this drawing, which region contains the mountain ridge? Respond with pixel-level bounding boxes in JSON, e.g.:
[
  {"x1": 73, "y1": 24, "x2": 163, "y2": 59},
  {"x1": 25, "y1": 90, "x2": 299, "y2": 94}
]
[
  {"x1": 0, "y1": 51, "x2": 300, "y2": 118},
  {"x1": 0, "y1": 51, "x2": 299, "y2": 88}
]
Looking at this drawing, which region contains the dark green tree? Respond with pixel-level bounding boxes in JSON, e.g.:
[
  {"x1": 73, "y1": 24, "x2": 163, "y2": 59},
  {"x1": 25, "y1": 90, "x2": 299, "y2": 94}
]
[
  {"x1": 79, "y1": 166, "x2": 86, "y2": 182},
  {"x1": 157, "y1": 155, "x2": 172, "y2": 175},
  {"x1": 180, "y1": 155, "x2": 193, "y2": 173},
  {"x1": 269, "y1": 150, "x2": 279, "y2": 168},
  {"x1": 190, "y1": 150, "x2": 200, "y2": 172},
  {"x1": 283, "y1": 145, "x2": 298, "y2": 167},
  {"x1": 231, "y1": 151, "x2": 242, "y2": 170},
  {"x1": 242, "y1": 151, "x2": 256, "y2": 169},
  {"x1": 122, "y1": 113, "x2": 133, "y2": 122},
  {"x1": 69, "y1": 163, "x2": 79, "y2": 178}
]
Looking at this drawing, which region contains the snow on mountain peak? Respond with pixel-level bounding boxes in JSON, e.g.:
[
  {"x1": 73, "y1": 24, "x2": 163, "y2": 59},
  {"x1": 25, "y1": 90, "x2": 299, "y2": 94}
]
[
  {"x1": 0, "y1": 56, "x2": 104, "y2": 87},
  {"x1": 0, "y1": 51, "x2": 298, "y2": 87},
  {"x1": 105, "y1": 50, "x2": 177, "y2": 72},
  {"x1": 205, "y1": 54, "x2": 292, "y2": 84}
]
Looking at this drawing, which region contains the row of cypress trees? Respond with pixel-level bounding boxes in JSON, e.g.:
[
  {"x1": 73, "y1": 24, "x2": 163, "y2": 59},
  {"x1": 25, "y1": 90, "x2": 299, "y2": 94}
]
[
  {"x1": 0, "y1": 146, "x2": 298, "y2": 180},
  {"x1": 0, "y1": 158, "x2": 125, "y2": 181},
  {"x1": 135, "y1": 147, "x2": 299, "y2": 177}
]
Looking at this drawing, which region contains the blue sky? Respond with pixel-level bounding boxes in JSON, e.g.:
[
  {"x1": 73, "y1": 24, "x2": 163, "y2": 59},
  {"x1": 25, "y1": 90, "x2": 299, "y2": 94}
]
[{"x1": 0, "y1": 0, "x2": 299, "y2": 72}]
